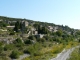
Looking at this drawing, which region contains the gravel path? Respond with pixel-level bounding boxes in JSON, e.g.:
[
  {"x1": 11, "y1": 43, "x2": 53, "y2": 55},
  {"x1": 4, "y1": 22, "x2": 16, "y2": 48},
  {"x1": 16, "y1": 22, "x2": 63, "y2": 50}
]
[
  {"x1": 50, "y1": 48, "x2": 75, "y2": 60},
  {"x1": 11, "y1": 46, "x2": 79, "y2": 60}
]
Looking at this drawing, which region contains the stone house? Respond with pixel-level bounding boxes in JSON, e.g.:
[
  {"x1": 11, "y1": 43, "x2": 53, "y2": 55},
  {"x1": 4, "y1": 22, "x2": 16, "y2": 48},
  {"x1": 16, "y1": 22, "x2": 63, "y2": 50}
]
[
  {"x1": 21, "y1": 21, "x2": 28, "y2": 28},
  {"x1": 32, "y1": 31, "x2": 38, "y2": 35},
  {"x1": 47, "y1": 26, "x2": 53, "y2": 31},
  {"x1": 53, "y1": 26, "x2": 58, "y2": 32},
  {"x1": 35, "y1": 34, "x2": 44, "y2": 38}
]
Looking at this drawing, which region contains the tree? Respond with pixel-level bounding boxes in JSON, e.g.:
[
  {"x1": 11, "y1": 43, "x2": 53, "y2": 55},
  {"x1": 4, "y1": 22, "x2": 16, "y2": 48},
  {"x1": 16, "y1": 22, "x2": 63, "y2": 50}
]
[
  {"x1": 33, "y1": 23, "x2": 39, "y2": 30},
  {"x1": 56, "y1": 30, "x2": 63, "y2": 36},
  {"x1": 38, "y1": 26, "x2": 49, "y2": 34},
  {"x1": 9, "y1": 31, "x2": 15, "y2": 35},
  {"x1": 14, "y1": 21, "x2": 20, "y2": 32}
]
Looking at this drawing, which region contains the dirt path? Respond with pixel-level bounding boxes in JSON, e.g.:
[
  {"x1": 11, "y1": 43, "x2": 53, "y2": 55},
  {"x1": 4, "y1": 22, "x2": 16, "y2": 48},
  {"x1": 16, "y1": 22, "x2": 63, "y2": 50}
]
[{"x1": 50, "y1": 48, "x2": 75, "y2": 60}]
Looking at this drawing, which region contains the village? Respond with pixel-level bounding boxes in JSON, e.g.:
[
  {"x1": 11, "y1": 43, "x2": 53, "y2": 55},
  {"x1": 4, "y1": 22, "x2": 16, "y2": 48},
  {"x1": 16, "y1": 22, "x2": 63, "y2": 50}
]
[
  {"x1": 0, "y1": 19, "x2": 60, "y2": 44},
  {"x1": 0, "y1": 16, "x2": 79, "y2": 60}
]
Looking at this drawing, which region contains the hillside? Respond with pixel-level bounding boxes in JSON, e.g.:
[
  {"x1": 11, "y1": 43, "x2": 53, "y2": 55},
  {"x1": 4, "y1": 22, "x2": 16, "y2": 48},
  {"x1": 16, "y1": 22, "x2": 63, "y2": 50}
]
[
  {"x1": 0, "y1": 16, "x2": 80, "y2": 60},
  {"x1": 0, "y1": 16, "x2": 76, "y2": 31}
]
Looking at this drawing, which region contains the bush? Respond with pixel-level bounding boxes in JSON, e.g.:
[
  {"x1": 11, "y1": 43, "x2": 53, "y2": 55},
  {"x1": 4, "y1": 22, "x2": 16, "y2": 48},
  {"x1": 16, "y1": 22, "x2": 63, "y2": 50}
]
[
  {"x1": 15, "y1": 43, "x2": 24, "y2": 48},
  {"x1": 28, "y1": 35, "x2": 36, "y2": 40},
  {"x1": 26, "y1": 46, "x2": 35, "y2": 55},
  {"x1": 0, "y1": 46, "x2": 4, "y2": 53},
  {"x1": 24, "y1": 39, "x2": 32, "y2": 44},
  {"x1": 23, "y1": 57, "x2": 30, "y2": 60},
  {"x1": 0, "y1": 42, "x2": 3, "y2": 47},
  {"x1": 0, "y1": 56, "x2": 9, "y2": 60},
  {"x1": 24, "y1": 49, "x2": 30, "y2": 54},
  {"x1": 4, "y1": 45, "x2": 12, "y2": 51},
  {"x1": 13, "y1": 38, "x2": 24, "y2": 48},
  {"x1": 4, "y1": 44, "x2": 15, "y2": 51},
  {"x1": 37, "y1": 38, "x2": 46, "y2": 42},
  {"x1": 24, "y1": 43, "x2": 42, "y2": 56},
  {"x1": 51, "y1": 44, "x2": 64, "y2": 54},
  {"x1": 15, "y1": 38, "x2": 23, "y2": 43},
  {"x1": 10, "y1": 50, "x2": 20, "y2": 59},
  {"x1": 9, "y1": 32, "x2": 15, "y2": 35}
]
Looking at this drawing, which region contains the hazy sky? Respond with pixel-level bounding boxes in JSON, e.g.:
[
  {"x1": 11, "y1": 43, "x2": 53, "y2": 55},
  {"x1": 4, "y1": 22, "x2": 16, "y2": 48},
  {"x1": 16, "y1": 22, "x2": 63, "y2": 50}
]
[{"x1": 0, "y1": 0, "x2": 80, "y2": 29}]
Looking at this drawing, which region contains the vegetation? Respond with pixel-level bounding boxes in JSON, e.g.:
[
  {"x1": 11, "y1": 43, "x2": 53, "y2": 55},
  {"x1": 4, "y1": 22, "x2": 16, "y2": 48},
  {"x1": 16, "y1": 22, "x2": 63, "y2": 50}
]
[
  {"x1": 0, "y1": 16, "x2": 80, "y2": 60},
  {"x1": 0, "y1": 21, "x2": 8, "y2": 27},
  {"x1": 10, "y1": 50, "x2": 20, "y2": 59},
  {"x1": 67, "y1": 47, "x2": 80, "y2": 60}
]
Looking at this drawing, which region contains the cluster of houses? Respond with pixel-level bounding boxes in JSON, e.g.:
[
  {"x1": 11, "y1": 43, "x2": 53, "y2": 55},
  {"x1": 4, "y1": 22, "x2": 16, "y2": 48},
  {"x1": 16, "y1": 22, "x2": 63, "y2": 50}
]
[
  {"x1": 47, "y1": 26, "x2": 58, "y2": 32},
  {"x1": 0, "y1": 19, "x2": 60, "y2": 44}
]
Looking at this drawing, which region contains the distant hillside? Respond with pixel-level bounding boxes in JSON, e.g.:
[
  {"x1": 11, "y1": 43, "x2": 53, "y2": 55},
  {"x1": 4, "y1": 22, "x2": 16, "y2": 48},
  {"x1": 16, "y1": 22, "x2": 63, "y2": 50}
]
[{"x1": 0, "y1": 16, "x2": 75, "y2": 32}]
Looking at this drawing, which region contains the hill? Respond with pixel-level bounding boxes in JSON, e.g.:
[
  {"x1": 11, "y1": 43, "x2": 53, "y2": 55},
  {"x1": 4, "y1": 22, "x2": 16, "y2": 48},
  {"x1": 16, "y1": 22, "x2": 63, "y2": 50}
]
[{"x1": 0, "y1": 16, "x2": 80, "y2": 60}]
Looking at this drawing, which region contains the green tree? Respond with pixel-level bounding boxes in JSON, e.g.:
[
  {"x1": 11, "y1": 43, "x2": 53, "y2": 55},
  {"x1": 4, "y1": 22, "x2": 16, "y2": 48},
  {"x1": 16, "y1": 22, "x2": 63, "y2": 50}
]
[
  {"x1": 33, "y1": 23, "x2": 39, "y2": 30},
  {"x1": 14, "y1": 21, "x2": 20, "y2": 32},
  {"x1": 38, "y1": 26, "x2": 49, "y2": 34},
  {"x1": 56, "y1": 30, "x2": 63, "y2": 36}
]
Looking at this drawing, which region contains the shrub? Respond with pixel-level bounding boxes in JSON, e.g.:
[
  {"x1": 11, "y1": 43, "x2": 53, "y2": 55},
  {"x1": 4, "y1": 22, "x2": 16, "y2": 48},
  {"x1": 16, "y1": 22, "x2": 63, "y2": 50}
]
[
  {"x1": 24, "y1": 39, "x2": 32, "y2": 44},
  {"x1": 9, "y1": 32, "x2": 15, "y2": 35},
  {"x1": 24, "y1": 43, "x2": 42, "y2": 56},
  {"x1": 23, "y1": 57, "x2": 30, "y2": 60},
  {"x1": 4, "y1": 45, "x2": 12, "y2": 51},
  {"x1": 37, "y1": 38, "x2": 46, "y2": 42},
  {"x1": 0, "y1": 42, "x2": 3, "y2": 47},
  {"x1": 51, "y1": 44, "x2": 64, "y2": 54},
  {"x1": 10, "y1": 50, "x2": 20, "y2": 59},
  {"x1": 68, "y1": 48, "x2": 80, "y2": 60},
  {"x1": 4, "y1": 44, "x2": 15, "y2": 51},
  {"x1": 28, "y1": 35, "x2": 36, "y2": 40},
  {"x1": 24, "y1": 49, "x2": 30, "y2": 54},
  {"x1": 15, "y1": 38, "x2": 23, "y2": 43},
  {"x1": 0, "y1": 46, "x2": 4, "y2": 53}
]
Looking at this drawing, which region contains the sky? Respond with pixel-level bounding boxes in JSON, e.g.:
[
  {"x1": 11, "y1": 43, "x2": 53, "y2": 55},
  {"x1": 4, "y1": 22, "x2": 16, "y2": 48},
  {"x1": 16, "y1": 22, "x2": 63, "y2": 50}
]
[{"x1": 0, "y1": 0, "x2": 80, "y2": 29}]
